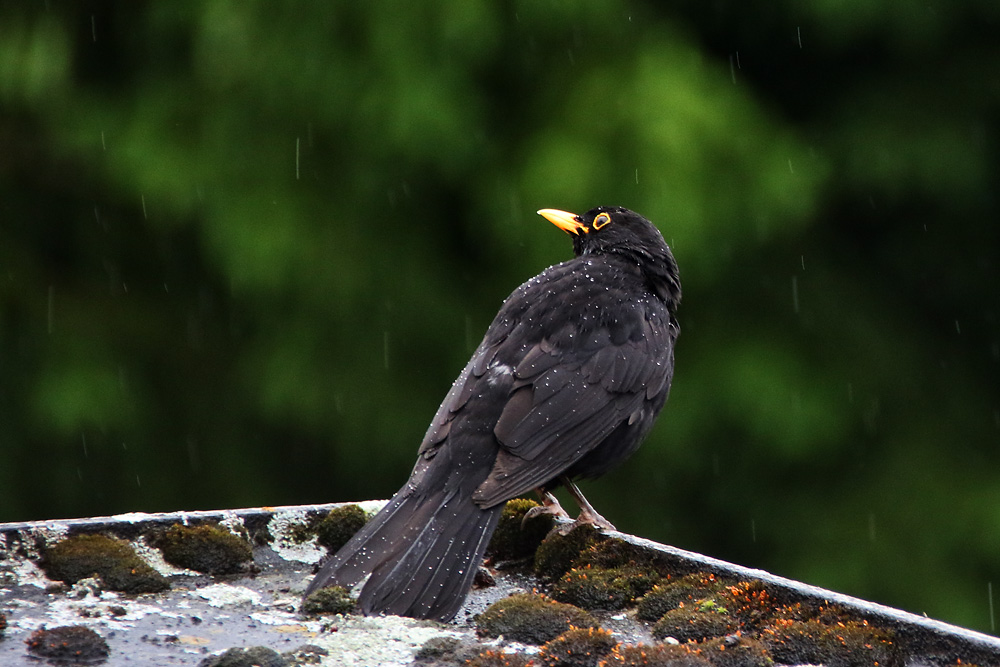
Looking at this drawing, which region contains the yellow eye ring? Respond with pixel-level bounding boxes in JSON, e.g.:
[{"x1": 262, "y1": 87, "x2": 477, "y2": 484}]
[{"x1": 593, "y1": 213, "x2": 612, "y2": 230}]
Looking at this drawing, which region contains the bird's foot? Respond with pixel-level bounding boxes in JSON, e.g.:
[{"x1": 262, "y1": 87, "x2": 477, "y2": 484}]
[
  {"x1": 553, "y1": 477, "x2": 617, "y2": 534},
  {"x1": 573, "y1": 504, "x2": 616, "y2": 531},
  {"x1": 551, "y1": 511, "x2": 616, "y2": 537},
  {"x1": 522, "y1": 490, "x2": 572, "y2": 528}
]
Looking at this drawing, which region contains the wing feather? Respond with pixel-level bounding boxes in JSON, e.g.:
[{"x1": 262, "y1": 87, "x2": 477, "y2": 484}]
[
  {"x1": 422, "y1": 256, "x2": 676, "y2": 507},
  {"x1": 473, "y1": 309, "x2": 671, "y2": 506}
]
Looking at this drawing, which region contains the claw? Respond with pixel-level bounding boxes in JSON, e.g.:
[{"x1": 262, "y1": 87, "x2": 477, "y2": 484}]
[
  {"x1": 573, "y1": 504, "x2": 616, "y2": 531},
  {"x1": 561, "y1": 477, "x2": 616, "y2": 531},
  {"x1": 522, "y1": 489, "x2": 572, "y2": 528}
]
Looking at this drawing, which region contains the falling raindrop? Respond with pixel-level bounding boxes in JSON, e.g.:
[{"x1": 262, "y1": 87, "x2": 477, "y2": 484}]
[
  {"x1": 791, "y1": 276, "x2": 800, "y2": 314},
  {"x1": 989, "y1": 582, "x2": 995, "y2": 633},
  {"x1": 47, "y1": 285, "x2": 54, "y2": 333}
]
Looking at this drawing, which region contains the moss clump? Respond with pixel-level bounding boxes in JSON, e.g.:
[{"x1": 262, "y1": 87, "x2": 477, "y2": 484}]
[
  {"x1": 552, "y1": 565, "x2": 660, "y2": 611},
  {"x1": 313, "y1": 504, "x2": 369, "y2": 553},
  {"x1": 599, "y1": 643, "x2": 712, "y2": 667},
  {"x1": 414, "y1": 636, "x2": 461, "y2": 661},
  {"x1": 698, "y1": 635, "x2": 774, "y2": 667},
  {"x1": 40, "y1": 534, "x2": 170, "y2": 594},
  {"x1": 198, "y1": 645, "x2": 286, "y2": 667},
  {"x1": 414, "y1": 637, "x2": 485, "y2": 665},
  {"x1": 281, "y1": 644, "x2": 329, "y2": 665},
  {"x1": 467, "y1": 650, "x2": 534, "y2": 667},
  {"x1": 487, "y1": 498, "x2": 555, "y2": 562},
  {"x1": 713, "y1": 580, "x2": 779, "y2": 632},
  {"x1": 635, "y1": 573, "x2": 725, "y2": 622},
  {"x1": 476, "y1": 593, "x2": 599, "y2": 645},
  {"x1": 534, "y1": 524, "x2": 605, "y2": 581},
  {"x1": 573, "y1": 538, "x2": 661, "y2": 572},
  {"x1": 651, "y1": 601, "x2": 738, "y2": 643},
  {"x1": 538, "y1": 626, "x2": 618, "y2": 667},
  {"x1": 151, "y1": 523, "x2": 253, "y2": 575},
  {"x1": 301, "y1": 585, "x2": 354, "y2": 616},
  {"x1": 25, "y1": 625, "x2": 110, "y2": 662},
  {"x1": 761, "y1": 618, "x2": 901, "y2": 667}
]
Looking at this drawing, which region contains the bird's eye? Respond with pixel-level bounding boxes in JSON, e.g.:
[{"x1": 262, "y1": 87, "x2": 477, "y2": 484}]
[{"x1": 593, "y1": 213, "x2": 612, "y2": 230}]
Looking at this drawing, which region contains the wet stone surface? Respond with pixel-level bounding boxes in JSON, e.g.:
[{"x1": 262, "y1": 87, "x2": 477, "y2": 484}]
[{"x1": 1, "y1": 502, "x2": 998, "y2": 667}]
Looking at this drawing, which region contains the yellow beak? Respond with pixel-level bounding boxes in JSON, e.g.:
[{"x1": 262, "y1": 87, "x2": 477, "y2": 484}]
[{"x1": 537, "y1": 208, "x2": 587, "y2": 236}]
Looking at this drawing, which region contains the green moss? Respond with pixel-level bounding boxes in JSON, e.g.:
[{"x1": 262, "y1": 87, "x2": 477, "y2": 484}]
[
  {"x1": 198, "y1": 645, "x2": 286, "y2": 667},
  {"x1": 25, "y1": 625, "x2": 110, "y2": 662},
  {"x1": 313, "y1": 504, "x2": 369, "y2": 553},
  {"x1": 538, "y1": 626, "x2": 617, "y2": 667},
  {"x1": 552, "y1": 564, "x2": 660, "y2": 611},
  {"x1": 414, "y1": 636, "x2": 461, "y2": 661},
  {"x1": 475, "y1": 593, "x2": 599, "y2": 645},
  {"x1": 487, "y1": 498, "x2": 555, "y2": 562},
  {"x1": 467, "y1": 650, "x2": 534, "y2": 667},
  {"x1": 281, "y1": 644, "x2": 329, "y2": 665},
  {"x1": 712, "y1": 580, "x2": 779, "y2": 631},
  {"x1": 699, "y1": 635, "x2": 774, "y2": 667},
  {"x1": 651, "y1": 602, "x2": 738, "y2": 643},
  {"x1": 151, "y1": 523, "x2": 253, "y2": 575},
  {"x1": 301, "y1": 585, "x2": 354, "y2": 616},
  {"x1": 635, "y1": 573, "x2": 726, "y2": 622},
  {"x1": 600, "y1": 643, "x2": 712, "y2": 667},
  {"x1": 413, "y1": 637, "x2": 485, "y2": 665},
  {"x1": 40, "y1": 534, "x2": 170, "y2": 594},
  {"x1": 761, "y1": 618, "x2": 901, "y2": 667},
  {"x1": 534, "y1": 524, "x2": 605, "y2": 581},
  {"x1": 573, "y1": 537, "x2": 661, "y2": 571}
]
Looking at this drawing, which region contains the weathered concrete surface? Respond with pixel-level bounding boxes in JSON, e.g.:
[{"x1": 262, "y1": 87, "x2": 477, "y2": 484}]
[{"x1": 1, "y1": 502, "x2": 998, "y2": 666}]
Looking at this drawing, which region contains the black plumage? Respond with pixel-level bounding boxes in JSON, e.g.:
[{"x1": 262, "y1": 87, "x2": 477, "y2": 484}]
[{"x1": 304, "y1": 206, "x2": 681, "y2": 621}]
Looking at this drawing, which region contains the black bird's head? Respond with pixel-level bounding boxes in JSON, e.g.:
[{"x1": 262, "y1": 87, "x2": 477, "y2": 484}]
[{"x1": 538, "y1": 206, "x2": 681, "y2": 308}]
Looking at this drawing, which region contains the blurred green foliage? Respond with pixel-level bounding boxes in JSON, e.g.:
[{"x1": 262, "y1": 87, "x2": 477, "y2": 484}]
[{"x1": 2, "y1": 0, "x2": 998, "y2": 634}]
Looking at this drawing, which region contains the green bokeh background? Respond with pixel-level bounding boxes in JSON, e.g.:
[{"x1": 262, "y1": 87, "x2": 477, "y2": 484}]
[{"x1": 2, "y1": 1, "x2": 998, "y2": 633}]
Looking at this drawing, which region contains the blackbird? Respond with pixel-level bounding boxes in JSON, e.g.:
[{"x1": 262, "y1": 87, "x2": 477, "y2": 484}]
[{"x1": 304, "y1": 206, "x2": 681, "y2": 621}]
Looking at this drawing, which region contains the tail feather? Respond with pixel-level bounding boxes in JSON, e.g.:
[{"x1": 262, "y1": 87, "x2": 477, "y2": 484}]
[
  {"x1": 304, "y1": 485, "x2": 502, "y2": 621},
  {"x1": 303, "y1": 491, "x2": 425, "y2": 596}
]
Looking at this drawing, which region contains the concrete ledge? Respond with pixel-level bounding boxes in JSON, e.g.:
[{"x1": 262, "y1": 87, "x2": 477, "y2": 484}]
[{"x1": 2, "y1": 503, "x2": 998, "y2": 666}]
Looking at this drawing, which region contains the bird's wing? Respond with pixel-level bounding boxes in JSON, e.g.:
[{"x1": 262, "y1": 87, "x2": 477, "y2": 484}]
[
  {"x1": 416, "y1": 321, "x2": 516, "y2": 458},
  {"x1": 472, "y1": 306, "x2": 674, "y2": 506},
  {"x1": 417, "y1": 261, "x2": 674, "y2": 507}
]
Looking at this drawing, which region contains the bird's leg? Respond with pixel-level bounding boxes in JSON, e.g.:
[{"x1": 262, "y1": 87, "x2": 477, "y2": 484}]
[
  {"x1": 521, "y1": 489, "x2": 572, "y2": 528},
  {"x1": 562, "y1": 477, "x2": 616, "y2": 531}
]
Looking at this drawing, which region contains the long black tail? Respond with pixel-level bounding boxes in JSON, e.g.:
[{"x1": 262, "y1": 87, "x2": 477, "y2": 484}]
[{"x1": 304, "y1": 482, "x2": 503, "y2": 622}]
